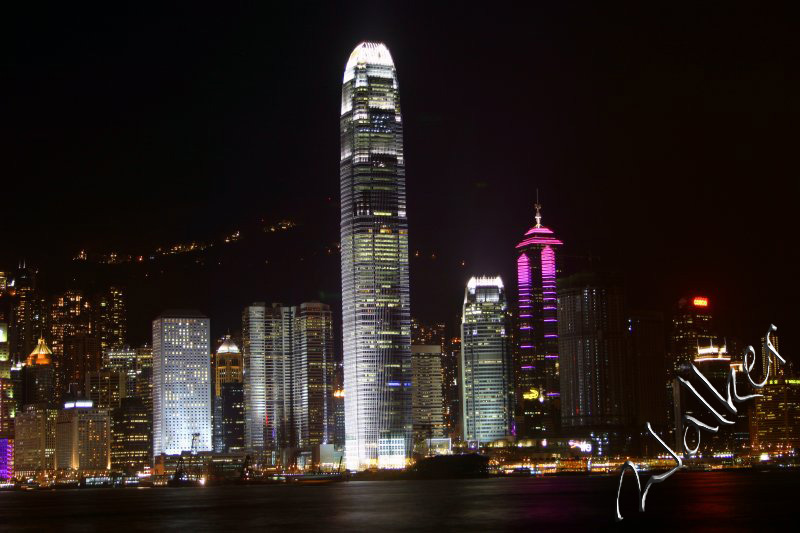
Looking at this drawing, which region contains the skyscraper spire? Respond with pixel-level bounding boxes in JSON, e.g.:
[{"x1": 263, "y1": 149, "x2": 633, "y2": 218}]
[{"x1": 534, "y1": 189, "x2": 542, "y2": 228}]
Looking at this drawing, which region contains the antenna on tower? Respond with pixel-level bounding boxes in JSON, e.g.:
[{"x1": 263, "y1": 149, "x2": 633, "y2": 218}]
[{"x1": 534, "y1": 189, "x2": 542, "y2": 228}]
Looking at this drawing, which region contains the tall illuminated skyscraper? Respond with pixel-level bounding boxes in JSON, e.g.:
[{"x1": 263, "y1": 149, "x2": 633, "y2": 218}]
[
  {"x1": 340, "y1": 42, "x2": 411, "y2": 470},
  {"x1": 242, "y1": 302, "x2": 335, "y2": 464},
  {"x1": 242, "y1": 304, "x2": 267, "y2": 454},
  {"x1": 460, "y1": 277, "x2": 512, "y2": 446},
  {"x1": 558, "y1": 272, "x2": 633, "y2": 455},
  {"x1": 515, "y1": 203, "x2": 563, "y2": 437},
  {"x1": 152, "y1": 311, "x2": 211, "y2": 456},
  {"x1": 669, "y1": 295, "x2": 714, "y2": 378}
]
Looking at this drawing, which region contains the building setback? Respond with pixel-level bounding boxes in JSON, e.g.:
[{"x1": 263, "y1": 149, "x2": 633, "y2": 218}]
[
  {"x1": 152, "y1": 311, "x2": 211, "y2": 456},
  {"x1": 340, "y1": 41, "x2": 411, "y2": 471},
  {"x1": 460, "y1": 277, "x2": 512, "y2": 446}
]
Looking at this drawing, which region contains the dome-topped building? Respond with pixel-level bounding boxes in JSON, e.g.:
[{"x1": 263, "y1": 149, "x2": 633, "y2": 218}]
[
  {"x1": 214, "y1": 335, "x2": 242, "y2": 397},
  {"x1": 216, "y1": 335, "x2": 240, "y2": 355}
]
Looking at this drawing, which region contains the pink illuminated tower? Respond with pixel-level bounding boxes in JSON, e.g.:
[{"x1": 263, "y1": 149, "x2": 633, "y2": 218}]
[{"x1": 515, "y1": 201, "x2": 563, "y2": 438}]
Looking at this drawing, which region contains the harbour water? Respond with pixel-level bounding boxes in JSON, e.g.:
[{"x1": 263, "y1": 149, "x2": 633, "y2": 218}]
[{"x1": 0, "y1": 470, "x2": 795, "y2": 531}]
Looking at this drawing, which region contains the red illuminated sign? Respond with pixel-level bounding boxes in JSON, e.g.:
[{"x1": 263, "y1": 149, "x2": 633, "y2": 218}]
[{"x1": 693, "y1": 297, "x2": 709, "y2": 307}]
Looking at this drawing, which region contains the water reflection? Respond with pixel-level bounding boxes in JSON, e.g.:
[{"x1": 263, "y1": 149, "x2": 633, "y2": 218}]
[{"x1": 0, "y1": 471, "x2": 794, "y2": 531}]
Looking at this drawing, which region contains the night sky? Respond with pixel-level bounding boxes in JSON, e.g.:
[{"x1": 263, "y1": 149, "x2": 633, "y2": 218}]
[{"x1": 4, "y1": 3, "x2": 797, "y2": 351}]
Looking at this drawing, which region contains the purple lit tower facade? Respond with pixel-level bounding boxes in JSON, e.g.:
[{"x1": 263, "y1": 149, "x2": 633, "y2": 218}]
[{"x1": 515, "y1": 203, "x2": 563, "y2": 438}]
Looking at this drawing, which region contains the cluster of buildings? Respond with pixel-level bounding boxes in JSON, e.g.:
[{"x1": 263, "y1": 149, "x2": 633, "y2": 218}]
[{"x1": 0, "y1": 40, "x2": 797, "y2": 483}]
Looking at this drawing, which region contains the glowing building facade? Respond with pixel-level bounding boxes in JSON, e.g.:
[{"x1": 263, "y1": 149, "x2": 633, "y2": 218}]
[
  {"x1": 340, "y1": 42, "x2": 411, "y2": 469},
  {"x1": 242, "y1": 302, "x2": 335, "y2": 463},
  {"x1": 152, "y1": 311, "x2": 211, "y2": 456},
  {"x1": 411, "y1": 345, "x2": 446, "y2": 448},
  {"x1": 460, "y1": 277, "x2": 512, "y2": 446},
  {"x1": 55, "y1": 400, "x2": 111, "y2": 472},
  {"x1": 515, "y1": 204, "x2": 563, "y2": 437}
]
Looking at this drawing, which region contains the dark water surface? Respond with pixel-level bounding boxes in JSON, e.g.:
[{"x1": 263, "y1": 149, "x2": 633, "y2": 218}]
[{"x1": 0, "y1": 470, "x2": 796, "y2": 531}]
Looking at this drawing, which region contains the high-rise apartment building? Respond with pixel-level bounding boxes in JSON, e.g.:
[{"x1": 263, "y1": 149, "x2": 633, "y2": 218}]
[
  {"x1": 340, "y1": 41, "x2": 411, "y2": 470},
  {"x1": 152, "y1": 311, "x2": 211, "y2": 456},
  {"x1": 460, "y1": 277, "x2": 512, "y2": 446},
  {"x1": 515, "y1": 204, "x2": 564, "y2": 439},
  {"x1": 558, "y1": 274, "x2": 631, "y2": 436}
]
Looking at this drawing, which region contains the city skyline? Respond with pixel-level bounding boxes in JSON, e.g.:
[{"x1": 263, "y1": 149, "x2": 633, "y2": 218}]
[
  {"x1": 0, "y1": 5, "x2": 797, "y2": 530},
  {"x1": 2, "y1": 3, "x2": 796, "y2": 358}
]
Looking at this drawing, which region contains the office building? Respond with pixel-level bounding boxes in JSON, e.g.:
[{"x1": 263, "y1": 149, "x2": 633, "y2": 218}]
[
  {"x1": 135, "y1": 345, "x2": 154, "y2": 415},
  {"x1": 626, "y1": 312, "x2": 668, "y2": 434},
  {"x1": 340, "y1": 41, "x2": 412, "y2": 470},
  {"x1": 293, "y1": 302, "x2": 335, "y2": 449},
  {"x1": 214, "y1": 335, "x2": 242, "y2": 397},
  {"x1": 242, "y1": 302, "x2": 335, "y2": 461},
  {"x1": 242, "y1": 303, "x2": 268, "y2": 454},
  {"x1": 22, "y1": 338, "x2": 56, "y2": 406},
  {"x1": 515, "y1": 202, "x2": 563, "y2": 438},
  {"x1": 62, "y1": 333, "x2": 101, "y2": 397},
  {"x1": 669, "y1": 296, "x2": 714, "y2": 378},
  {"x1": 152, "y1": 311, "x2": 211, "y2": 456},
  {"x1": 219, "y1": 382, "x2": 245, "y2": 453},
  {"x1": 213, "y1": 336, "x2": 242, "y2": 453},
  {"x1": 94, "y1": 287, "x2": 127, "y2": 356},
  {"x1": 751, "y1": 377, "x2": 800, "y2": 454},
  {"x1": 0, "y1": 436, "x2": 12, "y2": 480},
  {"x1": 13, "y1": 403, "x2": 58, "y2": 476},
  {"x1": 85, "y1": 369, "x2": 127, "y2": 409},
  {"x1": 558, "y1": 273, "x2": 632, "y2": 454},
  {"x1": 8, "y1": 265, "x2": 45, "y2": 363},
  {"x1": 111, "y1": 397, "x2": 151, "y2": 474},
  {"x1": 55, "y1": 400, "x2": 110, "y2": 472},
  {"x1": 460, "y1": 277, "x2": 512, "y2": 446},
  {"x1": 106, "y1": 347, "x2": 139, "y2": 395},
  {"x1": 50, "y1": 290, "x2": 92, "y2": 396},
  {"x1": 411, "y1": 345, "x2": 446, "y2": 449}
]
